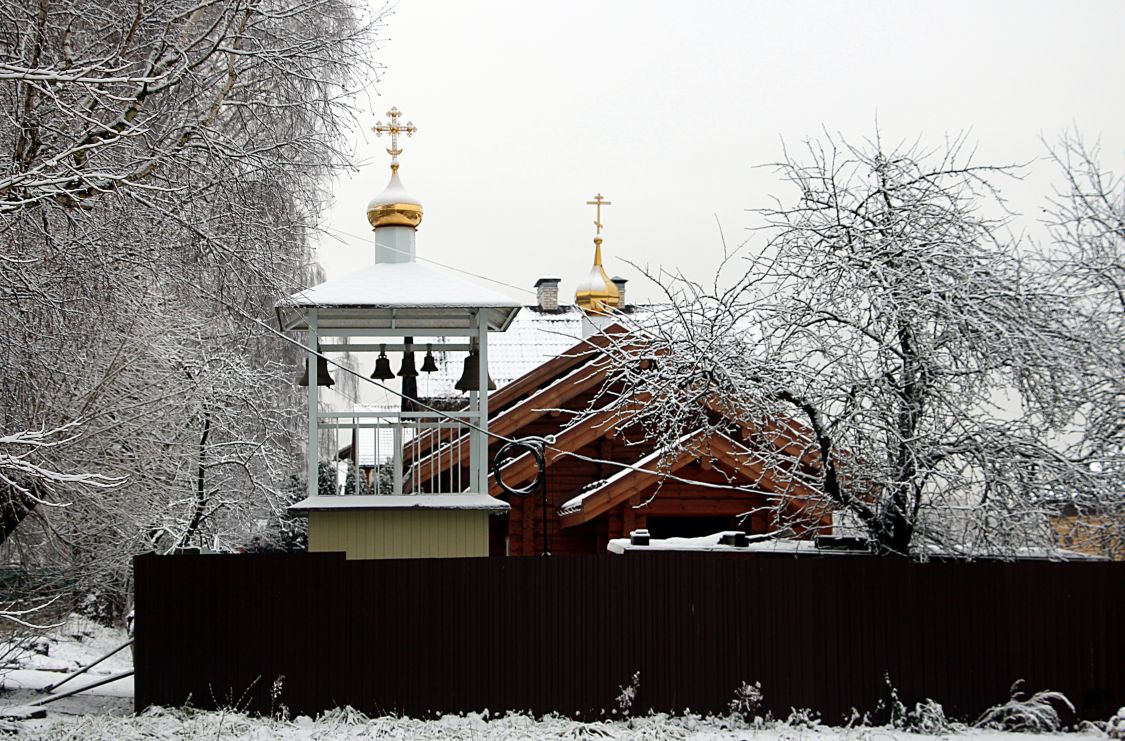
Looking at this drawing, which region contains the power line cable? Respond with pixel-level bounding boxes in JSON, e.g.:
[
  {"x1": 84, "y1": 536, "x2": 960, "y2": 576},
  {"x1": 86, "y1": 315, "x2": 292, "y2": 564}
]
[
  {"x1": 317, "y1": 224, "x2": 538, "y2": 297},
  {"x1": 173, "y1": 272, "x2": 795, "y2": 499}
]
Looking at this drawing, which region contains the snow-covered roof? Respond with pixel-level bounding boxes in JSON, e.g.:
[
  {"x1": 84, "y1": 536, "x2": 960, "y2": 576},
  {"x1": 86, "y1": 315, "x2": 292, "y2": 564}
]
[
  {"x1": 607, "y1": 533, "x2": 829, "y2": 555},
  {"x1": 414, "y1": 305, "x2": 587, "y2": 398},
  {"x1": 276, "y1": 262, "x2": 522, "y2": 333},
  {"x1": 289, "y1": 493, "x2": 509, "y2": 514},
  {"x1": 346, "y1": 305, "x2": 645, "y2": 464},
  {"x1": 413, "y1": 304, "x2": 652, "y2": 399},
  {"x1": 607, "y1": 533, "x2": 1107, "y2": 561}
]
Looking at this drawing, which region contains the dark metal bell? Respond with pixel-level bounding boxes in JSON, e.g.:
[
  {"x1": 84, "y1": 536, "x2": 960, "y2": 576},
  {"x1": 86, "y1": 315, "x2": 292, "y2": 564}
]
[
  {"x1": 297, "y1": 347, "x2": 334, "y2": 387},
  {"x1": 420, "y1": 346, "x2": 439, "y2": 373},
  {"x1": 371, "y1": 351, "x2": 395, "y2": 381},
  {"x1": 398, "y1": 351, "x2": 418, "y2": 378},
  {"x1": 454, "y1": 350, "x2": 496, "y2": 392}
]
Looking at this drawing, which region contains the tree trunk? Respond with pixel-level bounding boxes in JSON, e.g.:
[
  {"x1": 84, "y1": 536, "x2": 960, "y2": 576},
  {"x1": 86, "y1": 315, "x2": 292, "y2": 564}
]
[
  {"x1": 0, "y1": 481, "x2": 40, "y2": 546},
  {"x1": 873, "y1": 492, "x2": 915, "y2": 555},
  {"x1": 178, "y1": 410, "x2": 211, "y2": 548}
]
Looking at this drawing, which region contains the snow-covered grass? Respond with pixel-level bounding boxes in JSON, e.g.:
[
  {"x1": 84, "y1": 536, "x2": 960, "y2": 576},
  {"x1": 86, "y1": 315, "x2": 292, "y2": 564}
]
[{"x1": 13, "y1": 706, "x2": 1114, "y2": 740}]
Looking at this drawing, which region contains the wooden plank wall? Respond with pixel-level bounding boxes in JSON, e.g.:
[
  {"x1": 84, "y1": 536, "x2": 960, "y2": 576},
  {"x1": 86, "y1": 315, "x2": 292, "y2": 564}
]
[
  {"x1": 133, "y1": 553, "x2": 1123, "y2": 723},
  {"x1": 308, "y1": 510, "x2": 489, "y2": 559}
]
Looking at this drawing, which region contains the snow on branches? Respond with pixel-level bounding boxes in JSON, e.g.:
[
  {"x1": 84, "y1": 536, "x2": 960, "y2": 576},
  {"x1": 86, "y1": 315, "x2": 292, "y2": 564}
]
[
  {"x1": 0, "y1": 423, "x2": 122, "y2": 503},
  {"x1": 593, "y1": 132, "x2": 1121, "y2": 558},
  {"x1": 0, "y1": 0, "x2": 384, "y2": 616}
]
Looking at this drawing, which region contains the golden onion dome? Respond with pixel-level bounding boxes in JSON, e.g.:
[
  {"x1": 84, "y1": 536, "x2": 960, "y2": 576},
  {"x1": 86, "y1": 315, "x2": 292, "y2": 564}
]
[
  {"x1": 574, "y1": 236, "x2": 621, "y2": 314},
  {"x1": 366, "y1": 168, "x2": 423, "y2": 230}
]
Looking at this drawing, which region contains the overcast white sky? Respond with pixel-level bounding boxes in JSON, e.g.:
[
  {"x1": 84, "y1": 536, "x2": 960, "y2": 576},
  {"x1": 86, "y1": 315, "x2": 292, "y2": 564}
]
[{"x1": 315, "y1": 0, "x2": 1125, "y2": 305}]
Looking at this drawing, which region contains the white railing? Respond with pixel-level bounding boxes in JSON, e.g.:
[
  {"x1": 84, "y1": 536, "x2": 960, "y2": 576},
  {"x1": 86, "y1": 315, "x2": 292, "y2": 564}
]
[{"x1": 318, "y1": 410, "x2": 479, "y2": 495}]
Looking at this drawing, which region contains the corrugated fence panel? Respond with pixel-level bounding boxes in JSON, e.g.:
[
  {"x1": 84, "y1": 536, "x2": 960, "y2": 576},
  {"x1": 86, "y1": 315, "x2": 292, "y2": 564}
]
[{"x1": 133, "y1": 553, "x2": 1124, "y2": 722}]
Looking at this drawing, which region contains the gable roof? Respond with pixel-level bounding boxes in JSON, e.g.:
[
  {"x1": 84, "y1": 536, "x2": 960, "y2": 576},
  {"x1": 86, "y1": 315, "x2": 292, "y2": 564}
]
[
  {"x1": 556, "y1": 429, "x2": 826, "y2": 527},
  {"x1": 385, "y1": 323, "x2": 833, "y2": 536},
  {"x1": 418, "y1": 306, "x2": 588, "y2": 397},
  {"x1": 408, "y1": 358, "x2": 614, "y2": 484},
  {"x1": 487, "y1": 403, "x2": 637, "y2": 497},
  {"x1": 400, "y1": 324, "x2": 831, "y2": 508},
  {"x1": 401, "y1": 325, "x2": 629, "y2": 476}
]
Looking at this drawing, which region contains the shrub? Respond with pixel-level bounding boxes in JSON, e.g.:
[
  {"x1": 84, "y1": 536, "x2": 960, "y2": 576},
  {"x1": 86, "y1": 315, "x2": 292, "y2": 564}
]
[
  {"x1": 1106, "y1": 706, "x2": 1125, "y2": 739},
  {"x1": 728, "y1": 680, "x2": 763, "y2": 722},
  {"x1": 975, "y1": 680, "x2": 1074, "y2": 732}
]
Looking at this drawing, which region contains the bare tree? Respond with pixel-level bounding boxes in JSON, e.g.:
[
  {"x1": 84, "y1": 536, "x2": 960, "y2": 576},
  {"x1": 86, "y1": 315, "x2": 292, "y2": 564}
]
[
  {"x1": 0, "y1": 425, "x2": 121, "y2": 543},
  {"x1": 595, "y1": 133, "x2": 1114, "y2": 557},
  {"x1": 0, "y1": 0, "x2": 383, "y2": 616},
  {"x1": 1041, "y1": 133, "x2": 1124, "y2": 557}
]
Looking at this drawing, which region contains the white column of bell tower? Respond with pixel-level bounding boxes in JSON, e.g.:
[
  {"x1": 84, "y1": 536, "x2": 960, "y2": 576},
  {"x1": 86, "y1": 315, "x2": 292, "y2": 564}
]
[
  {"x1": 476, "y1": 310, "x2": 489, "y2": 495},
  {"x1": 306, "y1": 309, "x2": 319, "y2": 499}
]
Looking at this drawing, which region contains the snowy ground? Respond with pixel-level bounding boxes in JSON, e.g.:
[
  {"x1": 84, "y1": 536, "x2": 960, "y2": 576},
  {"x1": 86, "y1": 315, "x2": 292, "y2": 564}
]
[
  {"x1": 0, "y1": 618, "x2": 1117, "y2": 739},
  {"x1": 0, "y1": 613, "x2": 133, "y2": 722},
  {"x1": 9, "y1": 709, "x2": 1115, "y2": 740}
]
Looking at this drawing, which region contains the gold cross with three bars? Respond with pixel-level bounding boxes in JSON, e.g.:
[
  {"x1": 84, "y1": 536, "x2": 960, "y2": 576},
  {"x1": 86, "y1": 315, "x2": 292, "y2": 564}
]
[
  {"x1": 373, "y1": 107, "x2": 417, "y2": 170},
  {"x1": 586, "y1": 193, "x2": 611, "y2": 236}
]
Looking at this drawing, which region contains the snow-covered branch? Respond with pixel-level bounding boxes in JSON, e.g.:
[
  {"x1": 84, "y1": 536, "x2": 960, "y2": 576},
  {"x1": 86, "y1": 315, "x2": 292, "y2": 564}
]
[
  {"x1": 586, "y1": 132, "x2": 1121, "y2": 558},
  {"x1": 0, "y1": 0, "x2": 383, "y2": 619}
]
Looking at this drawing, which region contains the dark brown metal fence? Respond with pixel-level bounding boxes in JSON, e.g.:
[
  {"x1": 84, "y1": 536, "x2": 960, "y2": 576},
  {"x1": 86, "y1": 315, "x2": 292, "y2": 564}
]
[{"x1": 133, "y1": 552, "x2": 1123, "y2": 722}]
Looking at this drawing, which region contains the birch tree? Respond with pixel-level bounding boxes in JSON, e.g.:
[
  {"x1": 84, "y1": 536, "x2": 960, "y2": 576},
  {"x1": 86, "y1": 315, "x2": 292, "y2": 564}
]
[
  {"x1": 596, "y1": 133, "x2": 1115, "y2": 557},
  {"x1": 1, "y1": 0, "x2": 382, "y2": 614}
]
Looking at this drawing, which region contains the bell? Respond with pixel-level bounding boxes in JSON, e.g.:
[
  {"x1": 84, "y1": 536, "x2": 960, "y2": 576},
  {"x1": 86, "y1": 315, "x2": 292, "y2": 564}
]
[
  {"x1": 398, "y1": 349, "x2": 419, "y2": 378},
  {"x1": 370, "y1": 345, "x2": 395, "y2": 381},
  {"x1": 454, "y1": 349, "x2": 496, "y2": 392},
  {"x1": 420, "y1": 344, "x2": 439, "y2": 373},
  {"x1": 297, "y1": 346, "x2": 334, "y2": 387}
]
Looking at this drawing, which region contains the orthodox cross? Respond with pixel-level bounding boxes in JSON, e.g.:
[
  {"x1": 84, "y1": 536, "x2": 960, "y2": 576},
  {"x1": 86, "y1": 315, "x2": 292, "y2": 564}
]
[
  {"x1": 373, "y1": 107, "x2": 417, "y2": 171},
  {"x1": 586, "y1": 192, "x2": 611, "y2": 236}
]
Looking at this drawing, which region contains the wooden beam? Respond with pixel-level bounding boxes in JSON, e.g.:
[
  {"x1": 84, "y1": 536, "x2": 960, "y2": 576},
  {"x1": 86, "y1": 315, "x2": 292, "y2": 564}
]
[
  {"x1": 405, "y1": 327, "x2": 652, "y2": 473},
  {"x1": 486, "y1": 405, "x2": 638, "y2": 496},
  {"x1": 559, "y1": 434, "x2": 705, "y2": 527},
  {"x1": 559, "y1": 430, "x2": 830, "y2": 530},
  {"x1": 409, "y1": 362, "x2": 614, "y2": 486},
  {"x1": 638, "y1": 499, "x2": 764, "y2": 517}
]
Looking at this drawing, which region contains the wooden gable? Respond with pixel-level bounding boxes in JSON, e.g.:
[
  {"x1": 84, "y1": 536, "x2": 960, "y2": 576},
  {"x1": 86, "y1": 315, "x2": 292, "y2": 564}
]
[{"x1": 403, "y1": 329, "x2": 833, "y2": 556}]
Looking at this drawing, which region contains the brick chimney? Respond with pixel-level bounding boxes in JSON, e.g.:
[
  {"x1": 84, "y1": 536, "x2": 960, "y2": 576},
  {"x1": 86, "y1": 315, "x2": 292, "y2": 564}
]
[
  {"x1": 611, "y1": 276, "x2": 628, "y2": 308},
  {"x1": 535, "y1": 277, "x2": 561, "y2": 311}
]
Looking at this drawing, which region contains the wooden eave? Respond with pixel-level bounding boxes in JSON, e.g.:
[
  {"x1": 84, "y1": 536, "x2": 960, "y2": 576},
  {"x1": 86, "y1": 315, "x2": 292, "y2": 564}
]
[
  {"x1": 409, "y1": 358, "x2": 614, "y2": 485},
  {"x1": 705, "y1": 397, "x2": 866, "y2": 502},
  {"x1": 703, "y1": 396, "x2": 825, "y2": 474},
  {"x1": 487, "y1": 402, "x2": 641, "y2": 497},
  {"x1": 558, "y1": 431, "x2": 825, "y2": 528},
  {"x1": 404, "y1": 324, "x2": 632, "y2": 467}
]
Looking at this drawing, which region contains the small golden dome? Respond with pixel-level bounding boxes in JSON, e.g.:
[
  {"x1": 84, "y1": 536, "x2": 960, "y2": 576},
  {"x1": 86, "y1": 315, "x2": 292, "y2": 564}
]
[
  {"x1": 367, "y1": 168, "x2": 423, "y2": 230},
  {"x1": 575, "y1": 236, "x2": 621, "y2": 314}
]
